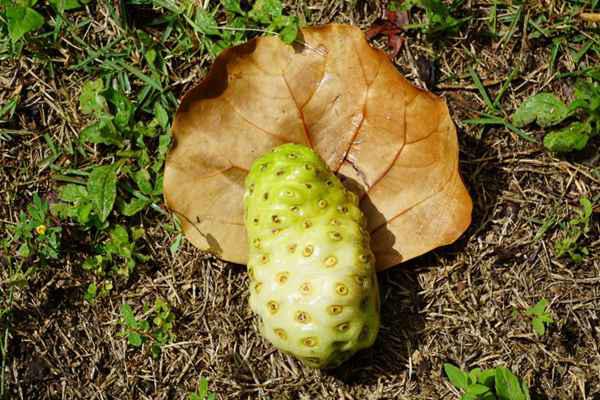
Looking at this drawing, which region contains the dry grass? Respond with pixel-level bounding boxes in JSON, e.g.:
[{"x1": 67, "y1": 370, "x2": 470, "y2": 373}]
[{"x1": 1, "y1": 0, "x2": 599, "y2": 399}]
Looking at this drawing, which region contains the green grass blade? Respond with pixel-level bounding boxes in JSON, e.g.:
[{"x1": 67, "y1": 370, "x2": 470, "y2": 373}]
[
  {"x1": 469, "y1": 67, "x2": 496, "y2": 112},
  {"x1": 464, "y1": 113, "x2": 538, "y2": 143},
  {"x1": 104, "y1": 60, "x2": 163, "y2": 92},
  {"x1": 493, "y1": 67, "x2": 519, "y2": 107}
]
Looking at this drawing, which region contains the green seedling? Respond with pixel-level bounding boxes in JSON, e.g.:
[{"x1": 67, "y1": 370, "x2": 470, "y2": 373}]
[
  {"x1": 525, "y1": 299, "x2": 554, "y2": 337},
  {"x1": 512, "y1": 93, "x2": 569, "y2": 128},
  {"x1": 554, "y1": 197, "x2": 594, "y2": 263},
  {"x1": 120, "y1": 303, "x2": 150, "y2": 348},
  {"x1": 82, "y1": 225, "x2": 149, "y2": 301},
  {"x1": 119, "y1": 298, "x2": 175, "y2": 358},
  {"x1": 76, "y1": 79, "x2": 169, "y2": 215},
  {"x1": 394, "y1": 0, "x2": 467, "y2": 37},
  {"x1": 151, "y1": 298, "x2": 176, "y2": 358},
  {"x1": 444, "y1": 363, "x2": 531, "y2": 400},
  {"x1": 189, "y1": 376, "x2": 216, "y2": 400},
  {"x1": 1, "y1": 0, "x2": 86, "y2": 57},
  {"x1": 52, "y1": 165, "x2": 119, "y2": 226},
  {"x1": 9, "y1": 194, "x2": 61, "y2": 265}
]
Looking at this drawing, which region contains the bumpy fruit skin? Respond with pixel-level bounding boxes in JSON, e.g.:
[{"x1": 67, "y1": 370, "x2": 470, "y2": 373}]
[{"x1": 244, "y1": 143, "x2": 380, "y2": 369}]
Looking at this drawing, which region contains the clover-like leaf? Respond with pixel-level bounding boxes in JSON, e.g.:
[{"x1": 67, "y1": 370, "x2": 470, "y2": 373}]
[{"x1": 164, "y1": 24, "x2": 472, "y2": 270}]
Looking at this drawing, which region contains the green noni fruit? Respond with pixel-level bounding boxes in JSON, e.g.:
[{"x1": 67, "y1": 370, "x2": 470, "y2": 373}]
[{"x1": 244, "y1": 143, "x2": 380, "y2": 369}]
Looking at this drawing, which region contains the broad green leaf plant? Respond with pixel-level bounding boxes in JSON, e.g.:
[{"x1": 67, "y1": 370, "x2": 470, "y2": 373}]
[
  {"x1": 4, "y1": 0, "x2": 44, "y2": 43},
  {"x1": 2, "y1": 0, "x2": 89, "y2": 48},
  {"x1": 444, "y1": 363, "x2": 532, "y2": 400},
  {"x1": 512, "y1": 73, "x2": 600, "y2": 153}
]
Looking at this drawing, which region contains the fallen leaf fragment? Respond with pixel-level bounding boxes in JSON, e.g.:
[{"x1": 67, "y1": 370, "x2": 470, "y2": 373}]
[{"x1": 366, "y1": 9, "x2": 408, "y2": 58}]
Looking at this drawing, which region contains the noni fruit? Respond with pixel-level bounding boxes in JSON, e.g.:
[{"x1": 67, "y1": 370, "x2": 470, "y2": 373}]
[{"x1": 244, "y1": 143, "x2": 380, "y2": 369}]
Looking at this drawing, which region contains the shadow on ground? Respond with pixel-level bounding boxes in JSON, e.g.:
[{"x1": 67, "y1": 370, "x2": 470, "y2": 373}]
[
  {"x1": 326, "y1": 266, "x2": 425, "y2": 385},
  {"x1": 327, "y1": 121, "x2": 511, "y2": 386}
]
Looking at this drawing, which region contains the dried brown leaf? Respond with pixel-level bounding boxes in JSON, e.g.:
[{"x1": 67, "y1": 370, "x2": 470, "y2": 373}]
[{"x1": 164, "y1": 24, "x2": 472, "y2": 270}]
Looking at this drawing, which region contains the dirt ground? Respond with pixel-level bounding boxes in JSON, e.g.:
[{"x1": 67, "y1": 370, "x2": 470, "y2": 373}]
[{"x1": 1, "y1": 1, "x2": 599, "y2": 399}]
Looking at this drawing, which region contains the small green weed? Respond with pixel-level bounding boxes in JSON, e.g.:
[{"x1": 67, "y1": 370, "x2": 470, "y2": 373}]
[
  {"x1": 512, "y1": 74, "x2": 600, "y2": 153},
  {"x1": 554, "y1": 197, "x2": 594, "y2": 262},
  {"x1": 189, "y1": 376, "x2": 216, "y2": 400},
  {"x1": 120, "y1": 303, "x2": 149, "y2": 348},
  {"x1": 392, "y1": 0, "x2": 466, "y2": 38},
  {"x1": 52, "y1": 165, "x2": 119, "y2": 227},
  {"x1": 525, "y1": 299, "x2": 554, "y2": 337},
  {"x1": 4, "y1": 0, "x2": 300, "y2": 308},
  {"x1": 1, "y1": 0, "x2": 89, "y2": 57},
  {"x1": 444, "y1": 363, "x2": 531, "y2": 400},
  {"x1": 7, "y1": 194, "x2": 61, "y2": 266},
  {"x1": 49, "y1": 77, "x2": 172, "y2": 297},
  {"x1": 119, "y1": 298, "x2": 176, "y2": 358},
  {"x1": 82, "y1": 225, "x2": 148, "y2": 302},
  {"x1": 0, "y1": 222, "x2": 42, "y2": 396},
  {"x1": 467, "y1": 71, "x2": 600, "y2": 148},
  {"x1": 153, "y1": 0, "x2": 300, "y2": 57}
]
